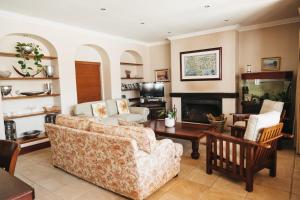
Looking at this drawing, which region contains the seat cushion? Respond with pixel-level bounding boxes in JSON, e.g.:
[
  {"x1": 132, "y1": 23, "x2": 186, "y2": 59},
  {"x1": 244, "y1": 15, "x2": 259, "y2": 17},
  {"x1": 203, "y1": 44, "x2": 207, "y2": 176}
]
[
  {"x1": 233, "y1": 121, "x2": 246, "y2": 127},
  {"x1": 243, "y1": 111, "x2": 281, "y2": 141},
  {"x1": 260, "y1": 99, "x2": 284, "y2": 114},
  {"x1": 90, "y1": 123, "x2": 156, "y2": 153},
  {"x1": 55, "y1": 114, "x2": 94, "y2": 131},
  {"x1": 114, "y1": 113, "x2": 145, "y2": 123},
  {"x1": 118, "y1": 119, "x2": 144, "y2": 127}
]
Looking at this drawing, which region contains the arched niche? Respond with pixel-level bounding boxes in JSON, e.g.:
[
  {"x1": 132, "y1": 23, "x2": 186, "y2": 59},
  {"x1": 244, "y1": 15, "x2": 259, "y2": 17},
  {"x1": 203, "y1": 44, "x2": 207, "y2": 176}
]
[
  {"x1": 120, "y1": 50, "x2": 144, "y2": 100},
  {"x1": 0, "y1": 33, "x2": 61, "y2": 136},
  {"x1": 75, "y1": 44, "x2": 111, "y2": 99}
]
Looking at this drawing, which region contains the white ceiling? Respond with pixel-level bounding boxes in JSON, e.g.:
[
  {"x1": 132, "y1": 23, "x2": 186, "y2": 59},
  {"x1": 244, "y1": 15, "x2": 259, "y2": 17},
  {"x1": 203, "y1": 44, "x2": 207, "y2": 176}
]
[{"x1": 0, "y1": 0, "x2": 299, "y2": 43}]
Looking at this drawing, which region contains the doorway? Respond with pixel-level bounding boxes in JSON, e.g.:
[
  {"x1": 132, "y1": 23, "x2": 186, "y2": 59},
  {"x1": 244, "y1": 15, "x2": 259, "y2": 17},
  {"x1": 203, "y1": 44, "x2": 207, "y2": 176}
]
[{"x1": 75, "y1": 61, "x2": 101, "y2": 103}]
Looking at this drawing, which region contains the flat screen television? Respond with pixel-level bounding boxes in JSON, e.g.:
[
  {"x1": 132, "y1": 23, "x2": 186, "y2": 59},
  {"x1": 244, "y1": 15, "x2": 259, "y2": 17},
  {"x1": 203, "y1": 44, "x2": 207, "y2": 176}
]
[{"x1": 139, "y1": 82, "x2": 164, "y2": 97}]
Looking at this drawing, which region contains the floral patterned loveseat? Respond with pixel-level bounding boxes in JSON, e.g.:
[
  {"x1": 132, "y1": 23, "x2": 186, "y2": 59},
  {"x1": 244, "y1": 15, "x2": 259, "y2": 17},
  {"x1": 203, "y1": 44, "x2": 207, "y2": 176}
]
[{"x1": 45, "y1": 115, "x2": 183, "y2": 200}]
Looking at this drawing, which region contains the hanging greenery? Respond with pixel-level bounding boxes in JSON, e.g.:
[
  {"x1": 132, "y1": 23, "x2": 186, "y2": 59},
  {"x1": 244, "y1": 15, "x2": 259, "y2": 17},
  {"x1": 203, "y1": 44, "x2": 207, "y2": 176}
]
[{"x1": 14, "y1": 42, "x2": 44, "y2": 77}]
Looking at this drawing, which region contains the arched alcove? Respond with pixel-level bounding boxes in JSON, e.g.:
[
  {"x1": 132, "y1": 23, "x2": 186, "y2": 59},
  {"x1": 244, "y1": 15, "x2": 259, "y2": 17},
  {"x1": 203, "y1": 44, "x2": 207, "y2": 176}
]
[
  {"x1": 120, "y1": 50, "x2": 144, "y2": 101},
  {"x1": 75, "y1": 44, "x2": 111, "y2": 101},
  {"x1": 0, "y1": 33, "x2": 61, "y2": 137}
]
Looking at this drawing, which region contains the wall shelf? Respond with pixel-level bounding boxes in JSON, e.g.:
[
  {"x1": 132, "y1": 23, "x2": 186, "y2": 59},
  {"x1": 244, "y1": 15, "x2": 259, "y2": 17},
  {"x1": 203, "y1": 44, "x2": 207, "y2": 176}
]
[
  {"x1": 121, "y1": 77, "x2": 144, "y2": 80},
  {"x1": 120, "y1": 62, "x2": 143, "y2": 66},
  {"x1": 4, "y1": 110, "x2": 61, "y2": 120},
  {"x1": 2, "y1": 93, "x2": 60, "y2": 100},
  {"x1": 0, "y1": 77, "x2": 59, "y2": 80},
  {"x1": 16, "y1": 133, "x2": 48, "y2": 145},
  {"x1": 0, "y1": 52, "x2": 57, "y2": 60},
  {"x1": 121, "y1": 89, "x2": 139, "y2": 91}
]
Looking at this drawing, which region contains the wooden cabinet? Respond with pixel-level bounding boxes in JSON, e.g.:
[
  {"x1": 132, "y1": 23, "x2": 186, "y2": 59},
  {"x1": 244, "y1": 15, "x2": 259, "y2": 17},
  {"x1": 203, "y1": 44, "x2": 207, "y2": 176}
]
[{"x1": 134, "y1": 101, "x2": 166, "y2": 120}]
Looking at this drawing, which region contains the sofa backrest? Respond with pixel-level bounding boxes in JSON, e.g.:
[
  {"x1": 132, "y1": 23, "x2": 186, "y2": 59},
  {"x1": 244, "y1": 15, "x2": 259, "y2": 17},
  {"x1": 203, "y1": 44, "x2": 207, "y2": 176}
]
[
  {"x1": 90, "y1": 122, "x2": 156, "y2": 153},
  {"x1": 73, "y1": 99, "x2": 120, "y2": 117},
  {"x1": 55, "y1": 114, "x2": 95, "y2": 130},
  {"x1": 45, "y1": 123, "x2": 141, "y2": 199}
]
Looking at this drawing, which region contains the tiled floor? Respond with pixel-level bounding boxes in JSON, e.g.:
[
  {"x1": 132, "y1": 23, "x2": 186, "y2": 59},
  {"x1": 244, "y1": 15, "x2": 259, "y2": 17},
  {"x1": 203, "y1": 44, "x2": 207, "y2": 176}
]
[{"x1": 15, "y1": 139, "x2": 300, "y2": 200}]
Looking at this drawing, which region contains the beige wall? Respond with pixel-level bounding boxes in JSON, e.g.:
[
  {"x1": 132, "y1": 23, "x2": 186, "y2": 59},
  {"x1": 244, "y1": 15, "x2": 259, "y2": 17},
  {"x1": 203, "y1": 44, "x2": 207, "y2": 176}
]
[
  {"x1": 239, "y1": 23, "x2": 300, "y2": 74},
  {"x1": 0, "y1": 13, "x2": 149, "y2": 139},
  {"x1": 170, "y1": 30, "x2": 239, "y2": 93},
  {"x1": 148, "y1": 43, "x2": 172, "y2": 109},
  {"x1": 169, "y1": 30, "x2": 239, "y2": 123}
]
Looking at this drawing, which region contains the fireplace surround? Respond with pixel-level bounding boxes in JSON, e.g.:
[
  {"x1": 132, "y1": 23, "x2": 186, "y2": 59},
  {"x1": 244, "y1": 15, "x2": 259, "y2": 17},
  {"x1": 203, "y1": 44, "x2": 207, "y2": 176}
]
[{"x1": 170, "y1": 92, "x2": 239, "y2": 124}]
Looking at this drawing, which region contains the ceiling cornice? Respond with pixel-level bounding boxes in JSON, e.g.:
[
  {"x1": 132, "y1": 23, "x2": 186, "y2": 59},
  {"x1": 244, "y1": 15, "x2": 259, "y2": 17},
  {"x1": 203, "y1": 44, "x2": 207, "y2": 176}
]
[
  {"x1": 164, "y1": 17, "x2": 300, "y2": 43},
  {"x1": 238, "y1": 16, "x2": 300, "y2": 32},
  {"x1": 167, "y1": 25, "x2": 240, "y2": 41}
]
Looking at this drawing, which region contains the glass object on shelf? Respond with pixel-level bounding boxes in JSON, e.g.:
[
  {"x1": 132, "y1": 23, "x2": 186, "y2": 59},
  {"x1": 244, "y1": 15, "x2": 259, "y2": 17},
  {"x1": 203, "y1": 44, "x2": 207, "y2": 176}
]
[{"x1": 246, "y1": 64, "x2": 252, "y2": 73}]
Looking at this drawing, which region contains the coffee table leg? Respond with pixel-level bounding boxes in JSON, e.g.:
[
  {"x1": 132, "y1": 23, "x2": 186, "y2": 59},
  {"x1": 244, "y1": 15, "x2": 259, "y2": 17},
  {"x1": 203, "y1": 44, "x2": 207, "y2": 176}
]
[{"x1": 191, "y1": 139, "x2": 200, "y2": 159}]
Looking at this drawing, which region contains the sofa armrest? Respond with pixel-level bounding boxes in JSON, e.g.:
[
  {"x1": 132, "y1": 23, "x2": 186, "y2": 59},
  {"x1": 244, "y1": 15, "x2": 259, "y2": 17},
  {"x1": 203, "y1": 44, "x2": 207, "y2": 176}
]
[{"x1": 129, "y1": 107, "x2": 150, "y2": 121}]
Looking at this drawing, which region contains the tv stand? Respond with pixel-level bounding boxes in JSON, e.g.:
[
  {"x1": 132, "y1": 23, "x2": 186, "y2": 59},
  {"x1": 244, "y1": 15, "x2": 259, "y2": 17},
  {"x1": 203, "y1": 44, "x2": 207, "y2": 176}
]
[{"x1": 134, "y1": 100, "x2": 166, "y2": 120}]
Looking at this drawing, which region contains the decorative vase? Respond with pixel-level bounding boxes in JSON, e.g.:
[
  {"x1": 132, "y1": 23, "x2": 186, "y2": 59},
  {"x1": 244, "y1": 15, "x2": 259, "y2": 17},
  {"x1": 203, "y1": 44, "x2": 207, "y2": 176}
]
[
  {"x1": 44, "y1": 65, "x2": 54, "y2": 77},
  {"x1": 165, "y1": 117, "x2": 175, "y2": 128}
]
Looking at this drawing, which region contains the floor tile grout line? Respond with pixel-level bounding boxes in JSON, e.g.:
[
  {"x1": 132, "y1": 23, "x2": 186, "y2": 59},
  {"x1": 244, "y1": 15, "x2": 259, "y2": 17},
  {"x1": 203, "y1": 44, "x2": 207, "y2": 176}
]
[{"x1": 288, "y1": 151, "x2": 296, "y2": 200}]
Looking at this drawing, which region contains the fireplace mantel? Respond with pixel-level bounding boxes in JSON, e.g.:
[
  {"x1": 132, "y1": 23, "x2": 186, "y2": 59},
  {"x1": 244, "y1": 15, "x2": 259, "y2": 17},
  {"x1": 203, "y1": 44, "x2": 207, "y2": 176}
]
[{"x1": 170, "y1": 92, "x2": 239, "y2": 99}]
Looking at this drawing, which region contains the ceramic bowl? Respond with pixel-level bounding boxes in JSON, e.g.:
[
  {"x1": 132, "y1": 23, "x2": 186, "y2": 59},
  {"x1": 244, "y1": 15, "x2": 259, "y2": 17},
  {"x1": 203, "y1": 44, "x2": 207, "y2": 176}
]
[{"x1": 0, "y1": 70, "x2": 11, "y2": 78}]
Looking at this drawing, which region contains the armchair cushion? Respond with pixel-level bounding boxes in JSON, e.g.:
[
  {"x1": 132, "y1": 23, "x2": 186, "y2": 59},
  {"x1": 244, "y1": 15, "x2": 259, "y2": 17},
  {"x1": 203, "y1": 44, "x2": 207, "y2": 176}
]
[
  {"x1": 233, "y1": 121, "x2": 246, "y2": 127},
  {"x1": 260, "y1": 100, "x2": 284, "y2": 114},
  {"x1": 243, "y1": 111, "x2": 281, "y2": 141}
]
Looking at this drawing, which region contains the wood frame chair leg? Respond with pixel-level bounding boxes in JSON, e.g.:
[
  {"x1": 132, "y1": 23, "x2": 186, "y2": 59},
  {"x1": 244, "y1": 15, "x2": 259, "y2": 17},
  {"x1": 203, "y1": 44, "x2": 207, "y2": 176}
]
[
  {"x1": 246, "y1": 174, "x2": 254, "y2": 192},
  {"x1": 269, "y1": 151, "x2": 277, "y2": 177},
  {"x1": 206, "y1": 136, "x2": 213, "y2": 174}
]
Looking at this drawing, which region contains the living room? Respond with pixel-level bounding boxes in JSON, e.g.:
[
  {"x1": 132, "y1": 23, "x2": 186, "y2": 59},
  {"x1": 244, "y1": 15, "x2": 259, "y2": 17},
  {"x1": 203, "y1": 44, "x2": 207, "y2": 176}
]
[{"x1": 0, "y1": 0, "x2": 300, "y2": 200}]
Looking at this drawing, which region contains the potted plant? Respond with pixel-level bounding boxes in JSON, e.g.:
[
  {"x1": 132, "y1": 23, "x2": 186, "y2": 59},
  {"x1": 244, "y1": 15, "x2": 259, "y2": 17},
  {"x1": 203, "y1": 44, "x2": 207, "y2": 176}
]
[
  {"x1": 13, "y1": 42, "x2": 44, "y2": 77},
  {"x1": 160, "y1": 105, "x2": 177, "y2": 127}
]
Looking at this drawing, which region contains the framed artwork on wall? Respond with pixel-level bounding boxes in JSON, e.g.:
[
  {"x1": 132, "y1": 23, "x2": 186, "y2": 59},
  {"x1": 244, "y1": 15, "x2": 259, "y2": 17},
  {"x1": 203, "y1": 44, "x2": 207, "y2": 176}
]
[
  {"x1": 261, "y1": 57, "x2": 281, "y2": 71},
  {"x1": 180, "y1": 47, "x2": 222, "y2": 81},
  {"x1": 154, "y1": 69, "x2": 170, "y2": 82}
]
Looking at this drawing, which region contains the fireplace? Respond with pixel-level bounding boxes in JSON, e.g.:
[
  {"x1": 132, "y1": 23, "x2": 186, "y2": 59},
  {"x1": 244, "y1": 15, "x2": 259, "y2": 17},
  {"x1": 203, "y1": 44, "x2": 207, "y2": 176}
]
[{"x1": 182, "y1": 97, "x2": 222, "y2": 124}]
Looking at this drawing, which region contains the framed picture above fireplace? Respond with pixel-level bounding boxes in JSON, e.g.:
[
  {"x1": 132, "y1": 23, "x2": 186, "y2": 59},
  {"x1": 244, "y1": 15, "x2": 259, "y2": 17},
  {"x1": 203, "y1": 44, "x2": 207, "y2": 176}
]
[{"x1": 180, "y1": 47, "x2": 222, "y2": 81}]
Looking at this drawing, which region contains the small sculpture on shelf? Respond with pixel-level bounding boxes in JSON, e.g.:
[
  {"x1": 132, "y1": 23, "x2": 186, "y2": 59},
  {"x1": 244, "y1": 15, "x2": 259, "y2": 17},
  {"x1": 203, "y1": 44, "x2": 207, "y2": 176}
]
[
  {"x1": 125, "y1": 70, "x2": 131, "y2": 78},
  {"x1": 13, "y1": 42, "x2": 44, "y2": 77}
]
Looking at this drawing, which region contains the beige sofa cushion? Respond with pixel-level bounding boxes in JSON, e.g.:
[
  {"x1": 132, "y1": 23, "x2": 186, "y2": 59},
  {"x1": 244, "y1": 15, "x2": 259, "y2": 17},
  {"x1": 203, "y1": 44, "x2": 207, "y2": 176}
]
[
  {"x1": 55, "y1": 114, "x2": 94, "y2": 131},
  {"x1": 90, "y1": 122, "x2": 156, "y2": 153}
]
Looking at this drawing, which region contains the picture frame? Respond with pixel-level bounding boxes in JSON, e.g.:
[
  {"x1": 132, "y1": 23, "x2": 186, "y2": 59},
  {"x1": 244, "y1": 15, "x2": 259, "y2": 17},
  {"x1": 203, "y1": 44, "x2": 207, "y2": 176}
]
[
  {"x1": 154, "y1": 69, "x2": 170, "y2": 82},
  {"x1": 180, "y1": 47, "x2": 222, "y2": 81},
  {"x1": 261, "y1": 57, "x2": 281, "y2": 71}
]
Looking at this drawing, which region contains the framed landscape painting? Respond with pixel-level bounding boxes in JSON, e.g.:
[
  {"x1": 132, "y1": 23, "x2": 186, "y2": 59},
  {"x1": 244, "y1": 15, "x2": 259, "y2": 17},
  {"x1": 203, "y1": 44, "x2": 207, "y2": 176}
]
[
  {"x1": 261, "y1": 57, "x2": 281, "y2": 71},
  {"x1": 180, "y1": 47, "x2": 222, "y2": 81},
  {"x1": 155, "y1": 69, "x2": 170, "y2": 82}
]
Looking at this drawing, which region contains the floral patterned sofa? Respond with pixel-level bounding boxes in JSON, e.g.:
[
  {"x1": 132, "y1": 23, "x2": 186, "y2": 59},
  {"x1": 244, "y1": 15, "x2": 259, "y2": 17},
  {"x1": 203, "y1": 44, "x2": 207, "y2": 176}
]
[{"x1": 45, "y1": 115, "x2": 183, "y2": 200}]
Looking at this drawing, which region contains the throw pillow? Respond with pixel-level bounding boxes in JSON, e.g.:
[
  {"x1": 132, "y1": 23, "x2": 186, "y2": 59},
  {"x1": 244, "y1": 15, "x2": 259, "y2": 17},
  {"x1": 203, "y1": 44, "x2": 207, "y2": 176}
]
[
  {"x1": 118, "y1": 119, "x2": 144, "y2": 127},
  {"x1": 91, "y1": 102, "x2": 108, "y2": 119},
  {"x1": 116, "y1": 99, "x2": 130, "y2": 114},
  {"x1": 243, "y1": 111, "x2": 281, "y2": 141}
]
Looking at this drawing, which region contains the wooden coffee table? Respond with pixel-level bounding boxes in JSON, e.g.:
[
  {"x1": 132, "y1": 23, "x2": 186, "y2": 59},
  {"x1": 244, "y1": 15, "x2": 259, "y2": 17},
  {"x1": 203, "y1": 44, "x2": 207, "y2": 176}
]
[{"x1": 145, "y1": 120, "x2": 211, "y2": 159}]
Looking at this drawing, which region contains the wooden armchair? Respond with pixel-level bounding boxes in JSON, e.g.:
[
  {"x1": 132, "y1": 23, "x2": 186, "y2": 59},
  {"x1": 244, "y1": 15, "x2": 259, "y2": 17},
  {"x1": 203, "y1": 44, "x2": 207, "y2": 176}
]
[
  {"x1": 206, "y1": 123, "x2": 283, "y2": 192},
  {"x1": 0, "y1": 140, "x2": 21, "y2": 175},
  {"x1": 230, "y1": 100, "x2": 285, "y2": 137}
]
